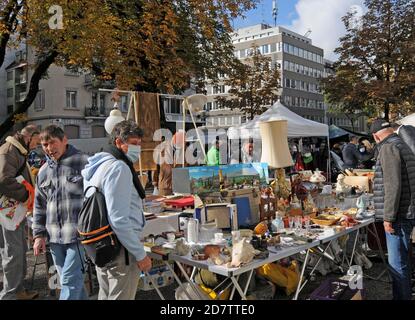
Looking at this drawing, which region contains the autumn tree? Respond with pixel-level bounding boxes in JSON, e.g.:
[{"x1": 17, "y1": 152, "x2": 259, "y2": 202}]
[
  {"x1": 215, "y1": 47, "x2": 280, "y2": 120},
  {"x1": 322, "y1": 0, "x2": 415, "y2": 122},
  {"x1": 0, "y1": 0, "x2": 258, "y2": 137}
]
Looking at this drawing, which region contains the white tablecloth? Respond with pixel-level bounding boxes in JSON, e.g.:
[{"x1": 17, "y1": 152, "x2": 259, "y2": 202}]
[{"x1": 142, "y1": 212, "x2": 181, "y2": 238}]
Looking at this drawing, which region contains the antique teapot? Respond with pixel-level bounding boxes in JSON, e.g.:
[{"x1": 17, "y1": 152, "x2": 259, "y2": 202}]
[{"x1": 310, "y1": 169, "x2": 326, "y2": 184}]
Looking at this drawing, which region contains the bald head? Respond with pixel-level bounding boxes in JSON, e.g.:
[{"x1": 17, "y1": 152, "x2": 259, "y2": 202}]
[{"x1": 373, "y1": 127, "x2": 394, "y2": 144}]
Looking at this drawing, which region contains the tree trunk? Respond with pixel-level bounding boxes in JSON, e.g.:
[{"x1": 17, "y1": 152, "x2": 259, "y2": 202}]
[
  {"x1": 384, "y1": 102, "x2": 390, "y2": 121},
  {"x1": 0, "y1": 50, "x2": 58, "y2": 139}
]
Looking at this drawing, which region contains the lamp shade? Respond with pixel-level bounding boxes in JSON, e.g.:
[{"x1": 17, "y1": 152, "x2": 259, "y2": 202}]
[
  {"x1": 184, "y1": 94, "x2": 207, "y2": 113},
  {"x1": 259, "y1": 120, "x2": 293, "y2": 169},
  {"x1": 104, "y1": 108, "x2": 125, "y2": 134}
]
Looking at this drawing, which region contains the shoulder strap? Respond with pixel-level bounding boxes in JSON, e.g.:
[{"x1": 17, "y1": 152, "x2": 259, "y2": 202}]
[{"x1": 88, "y1": 158, "x2": 118, "y2": 193}]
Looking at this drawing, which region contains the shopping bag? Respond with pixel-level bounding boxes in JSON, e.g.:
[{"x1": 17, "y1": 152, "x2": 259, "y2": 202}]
[
  {"x1": 0, "y1": 176, "x2": 33, "y2": 231},
  {"x1": 257, "y1": 261, "x2": 300, "y2": 296}
]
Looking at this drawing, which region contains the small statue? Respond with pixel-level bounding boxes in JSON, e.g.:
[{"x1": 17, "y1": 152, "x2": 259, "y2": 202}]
[
  {"x1": 336, "y1": 174, "x2": 351, "y2": 195},
  {"x1": 228, "y1": 238, "x2": 255, "y2": 267},
  {"x1": 174, "y1": 238, "x2": 190, "y2": 256}
]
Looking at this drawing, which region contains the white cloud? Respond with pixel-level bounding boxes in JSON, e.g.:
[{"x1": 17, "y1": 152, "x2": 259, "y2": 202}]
[{"x1": 284, "y1": 0, "x2": 366, "y2": 61}]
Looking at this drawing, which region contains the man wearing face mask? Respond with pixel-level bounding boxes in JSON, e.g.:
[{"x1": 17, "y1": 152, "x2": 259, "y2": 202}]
[
  {"x1": 370, "y1": 119, "x2": 415, "y2": 300},
  {"x1": 342, "y1": 135, "x2": 374, "y2": 169},
  {"x1": 82, "y1": 120, "x2": 151, "y2": 300}
]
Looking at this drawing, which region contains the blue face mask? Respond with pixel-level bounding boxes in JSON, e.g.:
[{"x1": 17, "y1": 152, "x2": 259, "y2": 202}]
[{"x1": 126, "y1": 144, "x2": 141, "y2": 163}]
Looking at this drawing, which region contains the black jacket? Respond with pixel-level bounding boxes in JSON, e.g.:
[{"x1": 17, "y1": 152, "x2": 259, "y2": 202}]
[
  {"x1": 398, "y1": 125, "x2": 415, "y2": 156},
  {"x1": 342, "y1": 143, "x2": 373, "y2": 169},
  {"x1": 373, "y1": 134, "x2": 415, "y2": 222}
]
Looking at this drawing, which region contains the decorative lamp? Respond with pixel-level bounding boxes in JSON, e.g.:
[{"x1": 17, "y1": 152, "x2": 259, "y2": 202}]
[
  {"x1": 104, "y1": 102, "x2": 125, "y2": 134},
  {"x1": 259, "y1": 120, "x2": 294, "y2": 199}
]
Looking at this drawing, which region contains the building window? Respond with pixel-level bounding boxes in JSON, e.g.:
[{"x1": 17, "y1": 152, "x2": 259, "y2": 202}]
[
  {"x1": 120, "y1": 95, "x2": 129, "y2": 112},
  {"x1": 64, "y1": 125, "x2": 80, "y2": 139},
  {"x1": 34, "y1": 90, "x2": 45, "y2": 111},
  {"x1": 7, "y1": 105, "x2": 13, "y2": 114},
  {"x1": 7, "y1": 71, "x2": 13, "y2": 81},
  {"x1": 99, "y1": 94, "x2": 106, "y2": 115},
  {"x1": 284, "y1": 61, "x2": 289, "y2": 70},
  {"x1": 66, "y1": 90, "x2": 78, "y2": 108},
  {"x1": 294, "y1": 47, "x2": 299, "y2": 56},
  {"x1": 7, "y1": 88, "x2": 13, "y2": 98},
  {"x1": 206, "y1": 102, "x2": 212, "y2": 111},
  {"x1": 240, "y1": 49, "x2": 246, "y2": 58},
  {"x1": 270, "y1": 43, "x2": 276, "y2": 52},
  {"x1": 285, "y1": 78, "x2": 290, "y2": 88},
  {"x1": 92, "y1": 125, "x2": 106, "y2": 138},
  {"x1": 92, "y1": 92, "x2": 98, "y2": 109},
  {"x1": 283, "y1": 43, "x2": 289, "y2": 53},
  {"x1": 262, "y1": 45, "x2": 269, "y2": 54}
]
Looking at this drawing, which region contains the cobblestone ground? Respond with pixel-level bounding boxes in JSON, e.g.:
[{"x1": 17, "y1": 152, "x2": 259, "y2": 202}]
[{"x1": 0, "y1": 250, "x2": 393, "y2": 300}]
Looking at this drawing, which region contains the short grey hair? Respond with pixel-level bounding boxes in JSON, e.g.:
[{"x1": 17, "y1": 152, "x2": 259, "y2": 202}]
[
  {"x1": 110, "y1": 120, "x2": 144, "y2": 145},
  {"x1": 20, "y1": 125, "x2": 40, "y2": 138}
]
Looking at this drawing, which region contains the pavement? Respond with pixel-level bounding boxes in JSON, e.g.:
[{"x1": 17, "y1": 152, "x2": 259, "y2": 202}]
[{"x1": 0, "y1": 249, "x2": 393, "y2": 300}]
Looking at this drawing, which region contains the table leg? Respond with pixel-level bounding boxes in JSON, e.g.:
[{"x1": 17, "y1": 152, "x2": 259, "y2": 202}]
[
  {"x1": 366, "y1": 223, "x2": 391, "y2": 282},
  {"x1": 230, "y1": 276, "x2": 247, "y2": 300},
  {"x1": 144, "y1": 271, "x2": 165, "y2": 300},
  {"x1": 293, "y1": 248, "x2": 310, "y2": 300},
  {"x1": 349, "y1": 229, "x2": 360, "y2": 268},
  {"x1": 164, "y1": 262, "x2": 192, "y2": 300},
  {"x1": 243, "y1": 270, "x2": 254, "y2": 297},
  {"x1": 229, "y1": 274, "x2": 240, "y2": 300},
  {"x1": 175, "y1": 261, "x2": 206, "y2": 300}
]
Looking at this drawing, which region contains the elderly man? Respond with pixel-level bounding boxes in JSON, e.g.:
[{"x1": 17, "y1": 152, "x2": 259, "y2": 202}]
[
  {"x1": 82, "y1": 120, "x2": 151, "y2": 300},
  {"x1": 371, "y1": 119, "x2": 415, "y2": 300},
  {"x1": 0, "y1": 125, "x2": 40, "y2": 300}
]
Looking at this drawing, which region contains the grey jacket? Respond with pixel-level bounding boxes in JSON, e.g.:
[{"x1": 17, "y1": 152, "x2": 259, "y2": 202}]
[
  {"x1": 397, "y1": 125, "x2": 415, "y2": 156},
  {"x1": 373, "y1": 134, "x2": 415, "y2": 222}
]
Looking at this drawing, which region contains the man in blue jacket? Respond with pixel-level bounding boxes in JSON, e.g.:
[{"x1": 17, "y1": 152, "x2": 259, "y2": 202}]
[
  {"x1": 33, "y1": 125, "x2": 89, "y2": 300},
  {"x1": 82, "y1": 120, "x2": 151, "y2": 300}
]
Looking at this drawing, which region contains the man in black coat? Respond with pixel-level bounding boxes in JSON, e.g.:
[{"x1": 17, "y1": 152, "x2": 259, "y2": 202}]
[{"x1": 371, "y1": 119, "x2": 415, "y2": 300}]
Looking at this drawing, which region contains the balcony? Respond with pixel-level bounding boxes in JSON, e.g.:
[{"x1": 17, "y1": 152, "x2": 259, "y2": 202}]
[
  {"x1": 16, "y1": 92, "x2": 26, "y2": 102},
  {"x1": 15, "y1": 75, "x2": 27, "y2": 85},
  {"x1": 84, "y1": 74, "x2": 115, "y2": 89},
  {"x1": 85, "y1": 106, "x2": 108, "y2": 118}
]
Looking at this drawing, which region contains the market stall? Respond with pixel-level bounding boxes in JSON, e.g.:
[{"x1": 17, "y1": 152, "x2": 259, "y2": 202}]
[{"x1": 138, "y1": 128, "x2": 384, "y2": 300}]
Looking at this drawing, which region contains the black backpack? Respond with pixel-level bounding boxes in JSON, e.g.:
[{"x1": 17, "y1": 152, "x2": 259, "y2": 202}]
[{"x1": 77, "y1": 185, "x2": 123, "y2": 267}]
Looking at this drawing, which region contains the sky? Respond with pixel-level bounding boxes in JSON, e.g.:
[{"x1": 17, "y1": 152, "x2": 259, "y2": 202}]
[{"x1": 233, "y1": 0, "x2": 366, "y2": 61}]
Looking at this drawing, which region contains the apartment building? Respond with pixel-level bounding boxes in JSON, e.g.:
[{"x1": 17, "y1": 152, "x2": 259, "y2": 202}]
[
  {"x1": 204, "y1": 24, "x2": 365, "y2": 133},
  {"x1": 1, "y1": 45, "x2": 202, "y2": 153}
]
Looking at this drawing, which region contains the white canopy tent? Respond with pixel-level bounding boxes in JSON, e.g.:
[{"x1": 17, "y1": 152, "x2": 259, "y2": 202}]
[
  {"x1": 227, "y1": 101, "x2": 329, "y2": 139},
  {"x1": 398, "y1": 113, "x2": 415, "y2": 127}
]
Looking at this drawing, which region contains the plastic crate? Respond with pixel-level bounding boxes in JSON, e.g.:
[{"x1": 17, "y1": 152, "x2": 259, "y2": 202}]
[
  {"x1": 309, "y1": 278, "x2": 363, "y2": 300},
  {"x1": 138, "y1": 265, "x2": 174, "y2": 291}
]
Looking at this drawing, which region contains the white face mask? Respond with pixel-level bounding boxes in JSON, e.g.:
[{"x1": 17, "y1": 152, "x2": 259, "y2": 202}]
[
  {"x1": 126, "y1": 144, "x2": 141, "y2": 163},
  {"x1": 359, "y1": 147, "x2": 366, "y2": 153}
]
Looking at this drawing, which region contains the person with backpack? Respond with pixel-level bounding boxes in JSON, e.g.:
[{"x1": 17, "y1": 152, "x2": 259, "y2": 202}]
[
  {"x1": 0, "y1": 125, "x2": 40, "y2": 300},
  {"x1": 32, "y1": 125, "x2": 89, "y2": 300},
  {"x1": 81, "y1": 120, "x2": 151, "y2": 300}
]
